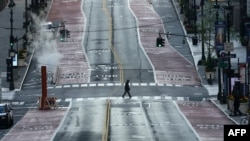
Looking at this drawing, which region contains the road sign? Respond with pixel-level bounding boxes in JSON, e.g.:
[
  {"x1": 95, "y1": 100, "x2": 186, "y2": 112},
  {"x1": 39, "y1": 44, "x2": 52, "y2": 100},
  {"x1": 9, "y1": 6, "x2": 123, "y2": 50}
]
[
  {"x1": 218, "y1": 62, "x2": 227, "y2": 68},
  {"x1": 224, "y1": 42, "x2": 234, "y2": 52},
  {"x1": 220, "y1": 52, "x2": 236, "y2": 58},
  {"x1": 228, "y1": 53, "x2": 236, "y2": 58}
]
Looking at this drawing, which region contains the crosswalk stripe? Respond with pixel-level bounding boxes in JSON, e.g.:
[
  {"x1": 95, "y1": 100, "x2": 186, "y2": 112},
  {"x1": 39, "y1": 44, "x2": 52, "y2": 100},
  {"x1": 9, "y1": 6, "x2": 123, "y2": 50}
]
[
  {"x1": 72, "y1": 84, "x2": 80, "y2": 88},
  {"x1": 76, "y1": 98, "x2": 84, "y2": 101},
  {"x1": 98, "y1": 83, "x2": 105, "y2": 86},
  {"x1": 47, "y1": 82, "x2": 189, "y2": 89},
  {"x1": 89, "y1": 84, "x2": 96, "y2": 87},
  {"x1": 142, "y1": 96, "x2": 150, "y2": 99},
  {"x1": 164, "y1": 96, "x2": 172, "y2": 100},
  {"x1": 154, "y1": 96, "x2": 161, "y2": 99},
  {"x1": 81, "y1": 84, "x2": 88, "y2": 87},
  {"x1": 55, "y1": 85, "x2": 62, "y2": 88},
  {"x1": 157, "y1": 84, "x2": 164, "y2": 86},
  {"x1": 166, "y1": 84, "x2": 173, "y2": 87},
  {"x1": 149, "y1": 83, "x2": 156, "y2": 86},
  {"x1": 65, "y1": 98, "x2": 72, "y2": 102},
  {"x1": 177, "y1": 97, "x2": 184, "y2": 101},
  {"x1": 64, "y1": 85, "x2": 70, "y2": 88},
  {"x1": 132, "y1": 83, "x2": 139, "y2": 86},
  {"x1": 4, "y1": 96, "x2": 189, "y2": 106}
]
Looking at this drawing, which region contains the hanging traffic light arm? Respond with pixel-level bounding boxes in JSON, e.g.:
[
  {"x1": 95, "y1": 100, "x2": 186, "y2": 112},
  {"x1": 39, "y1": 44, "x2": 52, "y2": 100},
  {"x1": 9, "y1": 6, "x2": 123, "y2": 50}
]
[{"x1": 158, "y1": 32, "x2": 215, "y2": 48}]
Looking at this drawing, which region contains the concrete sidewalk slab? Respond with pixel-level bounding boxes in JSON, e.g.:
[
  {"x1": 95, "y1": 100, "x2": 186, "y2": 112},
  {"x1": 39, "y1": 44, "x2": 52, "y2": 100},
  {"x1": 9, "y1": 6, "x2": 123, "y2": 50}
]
[{"x1": 1, "y1": 108, "x2": 68, "y2": 141}]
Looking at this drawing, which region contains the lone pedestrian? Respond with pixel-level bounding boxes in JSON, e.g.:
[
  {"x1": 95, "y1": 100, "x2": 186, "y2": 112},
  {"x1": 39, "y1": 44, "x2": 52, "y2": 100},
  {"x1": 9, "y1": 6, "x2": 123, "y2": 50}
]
[
  {"x1": 232, "y1": 82, "x2": 243, "y2": 116},
  {"x1": 122, "y1": 80, "x2": 132, "y2": 98},
  {"x1": 233, "y1": 95, "x2": 243, "y2": 116}
]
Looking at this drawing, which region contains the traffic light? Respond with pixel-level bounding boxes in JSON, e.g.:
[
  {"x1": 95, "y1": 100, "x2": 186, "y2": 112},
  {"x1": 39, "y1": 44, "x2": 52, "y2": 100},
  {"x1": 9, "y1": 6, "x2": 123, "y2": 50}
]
[
  {"x1": 156, "y1": 37, "x2": 165, "y2": 47},
  {"x1": 22, "y1": 21, "x2": 29, "y2": 28},
  {"x1": 66, "y1": 30, "x2": 70, "y2": 38},
  {"x1": 6, "y1": 57, "x2": 12, "y2": 82},
  {"x1": 59, "y1": 29, "x2": 65, "y2": 42},
  {"x1": 156, "y1": 37, "x2": 162, "y2": 47},
  {"x1": 192, "y1": 36, "x2": 198, "y2": 45},
  {"x1": 10, "y1": 35, "x2": 15, "y2": 47},
  {"x1": 161, "y1": 38, "x2": 165, "y2": 47}
]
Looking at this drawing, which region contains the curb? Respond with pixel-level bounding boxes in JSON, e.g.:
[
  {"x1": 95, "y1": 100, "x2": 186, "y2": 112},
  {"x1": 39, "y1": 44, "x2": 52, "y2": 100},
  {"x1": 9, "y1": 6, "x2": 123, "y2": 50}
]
[{"x1": 209, "y1": 98, "x2": 239, "y2": 125}]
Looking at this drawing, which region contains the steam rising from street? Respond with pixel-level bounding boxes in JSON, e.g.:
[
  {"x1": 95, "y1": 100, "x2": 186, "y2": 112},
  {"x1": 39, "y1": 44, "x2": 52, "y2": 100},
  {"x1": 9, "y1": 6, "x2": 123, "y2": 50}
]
[{"x1": 31, "y1": 14, "x2": 61, "y2": 72}]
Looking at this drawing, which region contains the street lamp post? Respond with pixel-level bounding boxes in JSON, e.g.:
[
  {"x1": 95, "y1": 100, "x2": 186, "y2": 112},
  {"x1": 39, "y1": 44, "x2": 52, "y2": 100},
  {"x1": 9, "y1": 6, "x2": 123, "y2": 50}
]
[
  {"x1": 7, "y1": 0, "x2": 16, "y2": 90},
  {"x1": 201, "y1": 0, "x2": 206, "y2": 62},
  {"x1": 214, "y1": 0, "x2": 223, "y2": 102},
  {"x1": 226, "y1": 0, "x2": 232, "y2": 96}
]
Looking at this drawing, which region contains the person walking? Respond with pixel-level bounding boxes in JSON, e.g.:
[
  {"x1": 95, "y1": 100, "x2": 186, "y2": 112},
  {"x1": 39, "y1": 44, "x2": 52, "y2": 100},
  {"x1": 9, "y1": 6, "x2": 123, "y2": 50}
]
[
  {"x1": 122, "y1": 80, "x2": 132, "y2": 98},
  {"x1": 232, "y1": 82, "x2": 243, "y2": 116},
  {"x1": 233, "y1": 95, "x2": 243, "y2": 116}
]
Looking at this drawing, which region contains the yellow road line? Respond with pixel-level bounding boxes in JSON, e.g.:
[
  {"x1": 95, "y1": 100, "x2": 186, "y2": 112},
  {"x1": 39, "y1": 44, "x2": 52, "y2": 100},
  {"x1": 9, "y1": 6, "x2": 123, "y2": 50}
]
[
  {"x1": 102, "y1": 99, "x2": 111, "y2": 141},
  {"x1": 103, "y1": 0, "x2": 124, "y2": 83}
]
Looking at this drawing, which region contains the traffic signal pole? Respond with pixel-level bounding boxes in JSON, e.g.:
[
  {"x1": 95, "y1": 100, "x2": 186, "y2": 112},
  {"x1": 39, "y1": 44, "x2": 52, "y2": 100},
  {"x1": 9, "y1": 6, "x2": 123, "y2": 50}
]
[
  {"x1": 214, "y1": 0, "x2": 223, "y2": 102},
  {"x1": 7, "y1": 0, "x2": 16, "y2": 91},
  {"x1": 158, "y1": 32, "x2": 215, "y2": 48},
  {"x1": 226, "y1": 0, "x2": 232, "y2": 98}
]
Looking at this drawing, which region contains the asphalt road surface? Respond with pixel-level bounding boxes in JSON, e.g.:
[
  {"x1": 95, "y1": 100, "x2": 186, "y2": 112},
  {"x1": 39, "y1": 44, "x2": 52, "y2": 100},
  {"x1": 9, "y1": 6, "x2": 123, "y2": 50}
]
[
  {"x1": 83, "y1": 0, "x2": 154, "y2": 83},
  {"x1": 53, "y1": 99, "x2": 199, "y2": 141}
]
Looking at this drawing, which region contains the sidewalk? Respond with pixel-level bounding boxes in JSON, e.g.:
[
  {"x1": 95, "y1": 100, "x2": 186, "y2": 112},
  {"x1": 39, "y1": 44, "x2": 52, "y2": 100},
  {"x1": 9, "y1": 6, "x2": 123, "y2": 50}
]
[
  {"x1": 0, "y1": 0, "x2": 29, "y2": 98},
  {"x1": 172, "y1": 0, "x2": 246, "y2": 124},
  {"x1": 0, "y1": 108, "x2": 68, "y2": 141},
  {"x1": 0, "y1": 0, "x2": 52, "y2": 101}
]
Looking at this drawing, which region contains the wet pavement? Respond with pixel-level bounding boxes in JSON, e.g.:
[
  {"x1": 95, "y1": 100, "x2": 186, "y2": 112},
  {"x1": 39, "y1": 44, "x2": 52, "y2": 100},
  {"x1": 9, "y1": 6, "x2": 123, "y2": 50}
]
[
  {"x1": 0, "y1": 0, "x2": 248, "y2": 141},
  {"x1": 129, "y1": 0, "x2": 201, "y2": 86},
  {"x1": 0, "y1": 108, "x2": 68, "y2": 141},
  {"x1": 177, "y1": 100, "x2": 235, "y2": 141},
  {"x1": 47, "y1": 0, "x2": 90, "y2": 85}
]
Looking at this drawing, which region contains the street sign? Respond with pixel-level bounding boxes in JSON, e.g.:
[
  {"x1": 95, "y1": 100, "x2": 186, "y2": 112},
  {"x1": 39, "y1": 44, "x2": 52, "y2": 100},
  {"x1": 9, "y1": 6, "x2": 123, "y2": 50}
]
[
  {"x1": 218, "y1": 62, "x2": 227, "y2": 68},
  {"x1": 224, "y1": 42, "x2": 234, "y2": 52},
  {"x1": 228, "y1": 54, "x2": 236, "y2": 58},
  {"x1": 220, "y1": 52, "x2": 236, "y2": 58}
]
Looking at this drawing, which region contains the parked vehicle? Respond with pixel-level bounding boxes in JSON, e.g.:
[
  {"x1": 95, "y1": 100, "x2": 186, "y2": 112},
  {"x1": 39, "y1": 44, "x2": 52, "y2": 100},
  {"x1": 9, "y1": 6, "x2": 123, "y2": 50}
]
[{"x1": 0, "y1": 103, "x2": 14, "y2": 128}]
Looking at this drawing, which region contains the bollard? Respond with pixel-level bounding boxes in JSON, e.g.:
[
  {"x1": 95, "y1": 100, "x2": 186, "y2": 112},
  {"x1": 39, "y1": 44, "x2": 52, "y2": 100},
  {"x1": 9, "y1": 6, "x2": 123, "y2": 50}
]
[{"x1": 40, "y1": 66, "x2": 48, "y2": 110}]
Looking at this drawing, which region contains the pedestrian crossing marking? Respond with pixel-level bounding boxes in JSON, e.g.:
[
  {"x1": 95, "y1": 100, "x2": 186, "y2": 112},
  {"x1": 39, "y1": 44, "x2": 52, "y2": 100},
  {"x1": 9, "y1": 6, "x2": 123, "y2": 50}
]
[
  {"x1": 81, "y1": 84, "x2": 88, "y2": 87},
  {"x1": 89, "y1": 84, "x2": 96, "y2": 87},
  {"x1": 115, "y1": 83, "x2": 122, "y2": 86},
  {"x1": 76, "y1": 98, "x2": 83, "y2": 101},
  {"x1": 158, "y1": 84, "x2": 164, "y2": 86},
  {"x1": 142, "y1": 96, "x2": 150, "y2": 99},
  {"x1": 132, "y1": 83, "x2": 139, "y2": 86},
  {"x1": 107, "y1": 83, "x2": 114, "y2": 86},
  {"x1": 98, "y1": 83, "x2": 105, "y2": 86},
  {"x1": 55, "y1": 86, "x2": 62, "y2": 88},
  {"x1": 65, "y1": 98, "x2": 72, "y2": 102},
  {"x1": 149, "y1": 83, "x2": 156, "y2": 86},
  {"x1": 72, "y1": 84, "x2": 79, "y2": 87},
  {"x1": 154, "y1": 96, "x2": 161, "y2": 100},
  {"x1": 46, "y1": 82, "x2": 192, "y2": 89},
  {"x1": 166, "y1": 84, "x2": 173, "y2": 87},
  {"x1": 3, "y1": 96, "x2": 189, "y2": 106},
  {"x1": 64, "y1": 85, "x2": 70, "y2": 88}
]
